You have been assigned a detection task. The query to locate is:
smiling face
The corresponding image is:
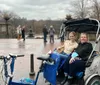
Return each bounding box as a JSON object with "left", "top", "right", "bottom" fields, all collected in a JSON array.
[
  {"left": 80, "top": 33, "right": 88, "bottom": 43},
  {"left": 69, "top": 32, "right": 76, "bottom": 42}
]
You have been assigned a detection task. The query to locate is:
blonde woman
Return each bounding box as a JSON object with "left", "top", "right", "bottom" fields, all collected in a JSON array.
[{"left": 56, "top": 31, "right": 78, "bottom": 58}]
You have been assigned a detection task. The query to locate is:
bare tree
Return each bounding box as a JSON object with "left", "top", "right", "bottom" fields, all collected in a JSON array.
[
  {"left": 66, "top": 14, "right": 72, "bottom": 20},
  {"left": 69, "top": 0, "right": 90, "bottom": 19},
  {"left": 90, "top": 0, "right": 100, "bottom": 20}
]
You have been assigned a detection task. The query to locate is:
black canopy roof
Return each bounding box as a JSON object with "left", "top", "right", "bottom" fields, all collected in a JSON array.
[{"left": 63, "top": 18, "right": 99, "bottom": 33}]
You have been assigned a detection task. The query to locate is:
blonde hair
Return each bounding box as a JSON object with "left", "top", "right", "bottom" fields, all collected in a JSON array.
[
  {"left": 69, "top": 31, "right": 76, "bottom": 36},
  {"left": 68, "top": 31, "right": 77, "bottom": 40}
]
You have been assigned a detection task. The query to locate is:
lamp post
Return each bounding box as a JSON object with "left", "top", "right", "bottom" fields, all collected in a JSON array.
[{"left": 3, "top": 14, "right": 10, "bottom": 38}]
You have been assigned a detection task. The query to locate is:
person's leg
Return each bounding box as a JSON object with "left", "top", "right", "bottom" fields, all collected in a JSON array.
[
  {"left": 22, "top": 34, "right": 25, "bottom": 41},
  {"left": 17, "top": 34, "right": 19, "bottom": 40},
  {"left": 23, "top": 36, "right": 25, "bottom": 41},
  {"left": 60, "top": 57, "right": 71, "bottom": 85},
  {"left": 62, "top": 36, "right": 64, "bottom": 42},
  {"left": 55, "top": 52, "right": 68, "bottom": 77},
  {"left": 60, "top": 52, "right": 69, "bottom": 58},
  {"left": 45, "top": 35, "right": 47, "bottom": 42},
  {"left": 63, "top": 57, "right": 71, "bottom": 74},
  {"left": 19, "top": 34, "right": 21, "bottom": 40},
  {"left": 55, "top": 51, "right": 69, "bottom": 69},
  {"left": 69, "top": 60, "right": 85, "bottom": 77},
  {"left": 61, "top": 36, "right": 64, "bottom": 42},
  {"left": 44, "top": 34, "right": 46, "bottom": 42},
  {"left": 50, "top": 36, "right": 52, "bottom": 43},
  {"left": 51, "top": 36, "right": 53, "bottom": 43},
  {"left": 52, "top": 35, "right": 54, "bottom": 43}
]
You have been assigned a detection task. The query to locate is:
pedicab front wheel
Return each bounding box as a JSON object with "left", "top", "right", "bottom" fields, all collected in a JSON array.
[{"left": 85, "top": 74, "right": 100, "bottom": 85}]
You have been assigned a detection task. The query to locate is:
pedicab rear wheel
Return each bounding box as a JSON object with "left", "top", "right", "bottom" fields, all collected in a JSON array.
[{"left": 85, "top": 74, "right": 100, "bottom": 85}]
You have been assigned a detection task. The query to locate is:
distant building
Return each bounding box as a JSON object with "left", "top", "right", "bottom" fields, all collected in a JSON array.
[{"left": 0, "top": 19, "right": 15, "bottom": 38}]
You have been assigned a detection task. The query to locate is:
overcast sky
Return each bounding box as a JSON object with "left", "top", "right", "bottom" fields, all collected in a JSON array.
[{"left": 0, "top": 0, "right": 74, "bottom": 20}]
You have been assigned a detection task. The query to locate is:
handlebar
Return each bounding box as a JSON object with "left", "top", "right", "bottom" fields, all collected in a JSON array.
[
  {"left": 17, "top": 55, "right": 24, "bottom": 57},
  {"left": 0, "top": 54, "right": 24, "bottom": 60}
]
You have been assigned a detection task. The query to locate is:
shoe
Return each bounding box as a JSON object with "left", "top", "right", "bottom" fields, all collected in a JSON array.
[
  {"left": 68, "top": 75, "right": 73, "bottom": 79},
  {"left": 60, "top": 76, "right": 68, "bottom": 85}
]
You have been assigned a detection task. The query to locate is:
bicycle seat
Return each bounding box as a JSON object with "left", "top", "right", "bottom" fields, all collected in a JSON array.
[
  {"left": 37, "top": 54, "right": 50, "bottom": 61},
  {"left": 9, "top": 53, "right": 17, "bottom": 57}
]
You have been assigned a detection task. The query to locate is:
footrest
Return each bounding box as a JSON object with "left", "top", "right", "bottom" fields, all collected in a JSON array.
[
  {"left": 20, "top": 78, "right": 35, "bottom": 84},
  {"left": 76, "top": 72, "right": 83, "bottom": 79}
]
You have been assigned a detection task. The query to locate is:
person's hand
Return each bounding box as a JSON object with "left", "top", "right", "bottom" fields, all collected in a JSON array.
[
  {"left": 57, "top": 47, "right": 62, "bottom": 52},
  {"left": 57, "top": 47, "right": 62, "bottom": 50},
  {"left": 69, "top": 57, "right": 75, "bottom": 64},
  {"left": 47, "top": 50, "right": 52, "bottom": 54}
]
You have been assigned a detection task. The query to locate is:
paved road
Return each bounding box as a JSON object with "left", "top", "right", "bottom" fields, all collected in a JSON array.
[{"left": 0, "top": 39, "right": 100, "bottom": 85}]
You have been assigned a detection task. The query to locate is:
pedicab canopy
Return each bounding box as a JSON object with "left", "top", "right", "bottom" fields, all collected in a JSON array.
[{"left": 63, "top": 18, "right": 99, "bottom": 33}]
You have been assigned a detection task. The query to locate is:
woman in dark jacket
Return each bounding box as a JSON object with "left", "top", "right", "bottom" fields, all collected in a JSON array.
[{"left": 61, "top": 33, "right": 93, "bottom": 84}]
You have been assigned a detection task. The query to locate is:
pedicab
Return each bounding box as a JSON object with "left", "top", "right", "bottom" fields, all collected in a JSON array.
[{"left": 59, "top": 18, "right": 100, "bottom": 85}]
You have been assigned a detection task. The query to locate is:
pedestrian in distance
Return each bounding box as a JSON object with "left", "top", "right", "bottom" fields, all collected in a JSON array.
[
  {"left": 21, "top": 25, "right": 26, "bottom": 41},
  {"left": 43, "top": 25, "right": 48, "bottom": 42},
  {"left": 16, "top": 25, "right": 22, "bottom": 40},
  {"left": 48, "top": 25, "right": 55, "bottom": 43}
]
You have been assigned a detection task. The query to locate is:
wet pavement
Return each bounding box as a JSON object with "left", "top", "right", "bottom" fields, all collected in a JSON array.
[
  {"left": 0, "top": 38, "right": 100, "bottom": 85},
  {"left": 0, "top": 38, "right": 63, "bottom": 85}
]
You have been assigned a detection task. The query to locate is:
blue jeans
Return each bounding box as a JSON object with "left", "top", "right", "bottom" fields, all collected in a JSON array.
[
  {"left": 53, "top": 50, "right": 69, "bottom": 69},
  {"left": 53, "top": 50, "right": 69, "bottom": 58},
  {"left": 43, "top": 34, "right": 47, "bottom": 42}
]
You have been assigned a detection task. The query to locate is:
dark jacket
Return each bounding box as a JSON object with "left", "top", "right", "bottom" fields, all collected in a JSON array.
[
  {"left": 75, "top": 42, "right": 93, "bottom": 61},
  {"left": 43, "top": 27, "right": 48, "bottom": 35},
  {"left": 22, "top": 29, "right": 25, "bottom": 38}
]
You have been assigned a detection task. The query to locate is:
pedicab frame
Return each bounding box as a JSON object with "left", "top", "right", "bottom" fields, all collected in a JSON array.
[{"left": 60, "top": 18, "right": 100, "bottom": 85}]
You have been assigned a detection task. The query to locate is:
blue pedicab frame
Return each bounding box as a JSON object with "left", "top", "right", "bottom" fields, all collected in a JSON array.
[{"left": 0, "top": 53, "right": 61, "bottom": 85}]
